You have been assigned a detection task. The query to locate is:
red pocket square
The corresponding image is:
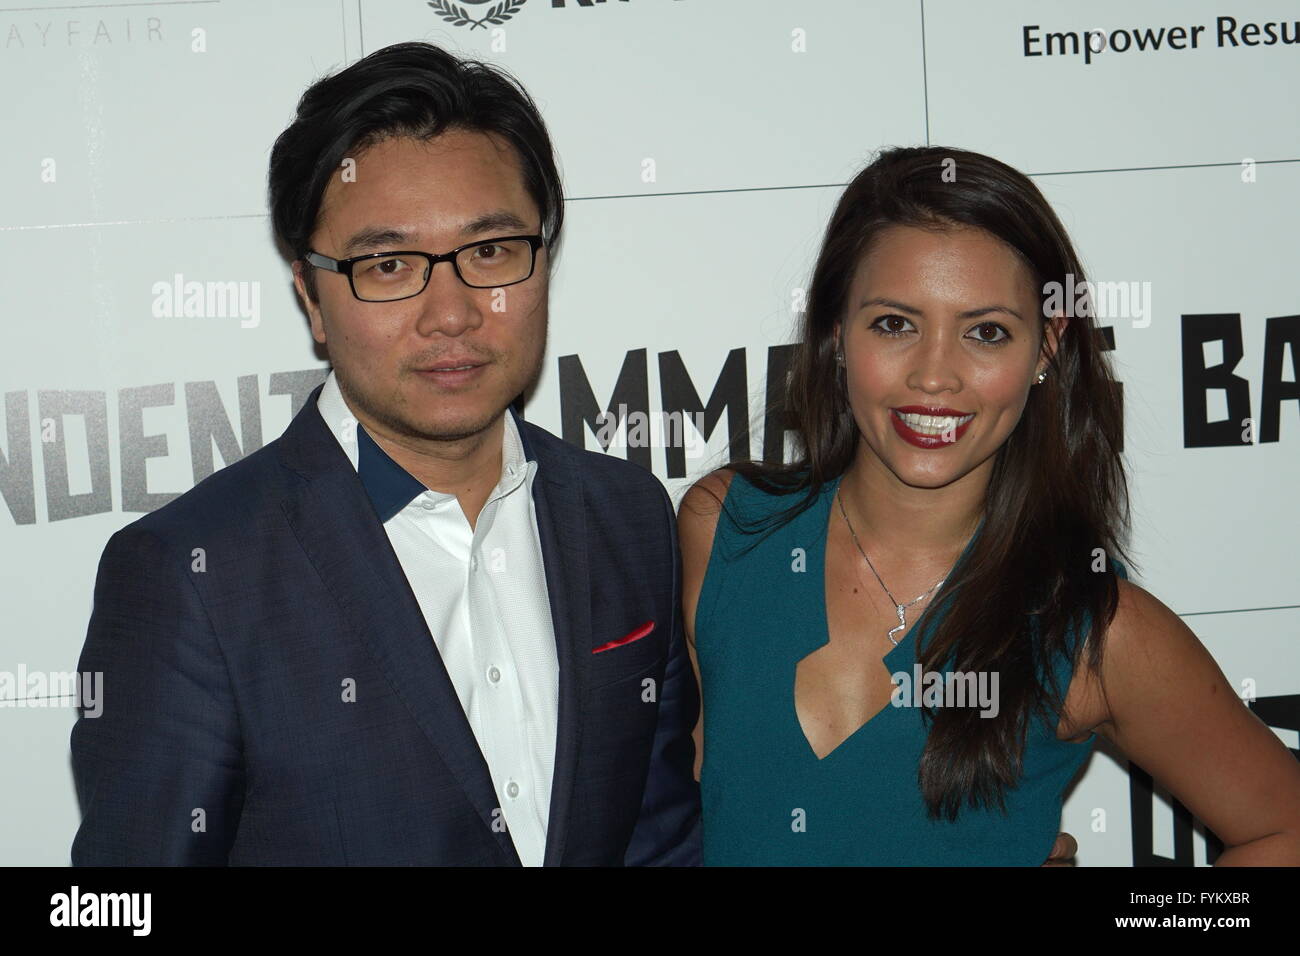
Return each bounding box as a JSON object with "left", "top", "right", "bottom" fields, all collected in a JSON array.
[{"left": 592, "top": 620, "right": 656, "bottom": 654}]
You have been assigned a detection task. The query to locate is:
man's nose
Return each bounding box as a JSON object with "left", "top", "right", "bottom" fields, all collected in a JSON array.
[{"left": 413, "top": 259, "right": 482, "bottom": 337}]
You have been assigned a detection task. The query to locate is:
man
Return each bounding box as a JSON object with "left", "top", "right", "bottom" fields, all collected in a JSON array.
[{"left": 70, "top": 42, "right": 700, "bottom": 865}]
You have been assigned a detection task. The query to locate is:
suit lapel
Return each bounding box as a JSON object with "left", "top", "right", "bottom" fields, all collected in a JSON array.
[
  {"left": 511, "top": 409, "right": 592, "bottom": 867},
  {"left": 277, "top": 387, "right": 520, "bottom": 865}
]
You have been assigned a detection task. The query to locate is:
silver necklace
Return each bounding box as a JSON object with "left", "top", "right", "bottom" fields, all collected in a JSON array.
[{"left": 835, "top": 489, "right": 947, "bottom": 647}]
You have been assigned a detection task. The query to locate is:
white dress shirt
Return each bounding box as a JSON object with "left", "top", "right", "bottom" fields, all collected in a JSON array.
[{"left": 315, "top": 371, "right": 559, "bottom": 866}]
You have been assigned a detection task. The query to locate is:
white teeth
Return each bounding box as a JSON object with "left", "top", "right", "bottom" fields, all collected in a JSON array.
[{"left": 894, "top": 411, "right": 974, "bottom": 434}]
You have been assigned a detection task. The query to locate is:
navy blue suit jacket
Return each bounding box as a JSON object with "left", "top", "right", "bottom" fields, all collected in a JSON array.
[{"left": 70, "top": 383, "right": 701, "bottom": 865}]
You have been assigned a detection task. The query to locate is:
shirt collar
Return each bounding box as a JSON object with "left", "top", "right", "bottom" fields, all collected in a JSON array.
[
  {"left": 315, "top": 369, "right": 536, "bottom": 524},
  {"left": 355, "top": 426, "right": 429, "bottom": 522}
]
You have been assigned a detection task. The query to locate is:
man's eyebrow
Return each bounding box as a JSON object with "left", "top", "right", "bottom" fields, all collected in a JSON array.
[
  {"left": 460, "top": 210, "right": 530, "bottom": 238},
  {"left": 340, "top": 227, "right": 413, "bottom": 255},
  {"left": 858, "top": 296, "right": 1024, "bottom": 322},
  {"left": 337, "top": 212, "right": 533, "bottom": 256}
]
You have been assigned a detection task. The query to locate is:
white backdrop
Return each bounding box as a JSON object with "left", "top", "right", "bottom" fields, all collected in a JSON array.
[{"left": 1, "top": 0, "right": 1296, "bottom": 866}]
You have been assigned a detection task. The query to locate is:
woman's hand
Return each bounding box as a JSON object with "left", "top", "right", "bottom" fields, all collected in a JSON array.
[{"left": 1042, "top": 831, "right": 1079, "bottom": 866}]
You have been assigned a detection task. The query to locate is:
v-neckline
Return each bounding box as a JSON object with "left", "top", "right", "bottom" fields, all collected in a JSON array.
[{"left": 792, "top": 473, "right": 982, "bottom": 762}]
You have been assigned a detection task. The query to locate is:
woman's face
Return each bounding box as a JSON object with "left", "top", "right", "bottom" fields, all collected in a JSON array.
[{"left": 836, "top": 223, "right": 1062, "bottom": 490}]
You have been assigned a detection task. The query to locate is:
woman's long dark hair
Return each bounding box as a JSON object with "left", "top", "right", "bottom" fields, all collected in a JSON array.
[{"left": 716, "top": 146, "right": 1133, "bottom": 821}]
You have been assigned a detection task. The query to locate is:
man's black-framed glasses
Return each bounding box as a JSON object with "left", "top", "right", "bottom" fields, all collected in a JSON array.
[{"left": 305, "top": 234, "right": 545, "bottom": 302}]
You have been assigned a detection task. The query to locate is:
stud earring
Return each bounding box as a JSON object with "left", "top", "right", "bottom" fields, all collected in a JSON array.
[{"left": 1035, "top": 370, "right": 1047, "bottom": 384}]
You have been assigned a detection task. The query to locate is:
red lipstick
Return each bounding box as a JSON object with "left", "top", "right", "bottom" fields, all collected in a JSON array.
[{"left": 889, "top": 406, "right": 975, "bottom": 449}]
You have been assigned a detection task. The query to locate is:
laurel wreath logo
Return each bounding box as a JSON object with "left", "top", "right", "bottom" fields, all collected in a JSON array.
[{"left": 427, "top": 0, "right": 527, "bottom": 31}]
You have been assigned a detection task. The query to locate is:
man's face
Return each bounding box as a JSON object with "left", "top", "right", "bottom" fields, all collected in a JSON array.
[{"left": 294, "top": 129, "right": 549, "bottom": 443}]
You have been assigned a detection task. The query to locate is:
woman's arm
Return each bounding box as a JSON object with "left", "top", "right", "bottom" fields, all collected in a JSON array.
[
  {"left": 1086, "top": 578, "right": 1300, "bottom": 864},
  {"left": 676, "top": 469, "right": 735, "bottom": 783}
]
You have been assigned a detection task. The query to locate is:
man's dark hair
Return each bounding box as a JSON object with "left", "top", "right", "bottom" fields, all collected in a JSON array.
[{"left": 268, "top": 41, "right": 564, "bottom": 300}]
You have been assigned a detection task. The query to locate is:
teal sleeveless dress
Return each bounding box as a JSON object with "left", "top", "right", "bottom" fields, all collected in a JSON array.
[{"left": 695, "top": 472, "right": 1127, "bottom": 866}]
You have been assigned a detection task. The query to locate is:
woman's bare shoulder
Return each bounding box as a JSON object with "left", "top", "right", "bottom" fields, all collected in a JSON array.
[
  {"left": 678, "top": 467, "right": 737, "bottom": 520},
  {"left": 677, "top": 468, "right": 740, "bottom": 562}
]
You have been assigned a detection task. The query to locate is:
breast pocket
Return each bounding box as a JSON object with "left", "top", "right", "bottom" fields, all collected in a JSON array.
[{"left": 588, "top": 618, "right": 666, "bottom": 690}]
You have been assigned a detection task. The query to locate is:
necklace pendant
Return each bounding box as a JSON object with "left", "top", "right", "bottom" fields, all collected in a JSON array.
[{"left": 887, "top": 604, "right": 907, "bottom": 647}]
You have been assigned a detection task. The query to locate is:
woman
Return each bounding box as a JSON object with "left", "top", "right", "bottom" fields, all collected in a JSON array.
[{"left": 678, "top": 146, "right": 1300, "bottom": 865}]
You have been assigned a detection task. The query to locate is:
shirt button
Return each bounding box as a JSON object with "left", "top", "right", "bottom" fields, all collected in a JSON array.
[
  {"left": 505, "top": 780, "right": 520, "bottom": 799},
  {"left": 471, "top": 555, "right": 479, "bottom": 571},
  {"left": 487, "top": 665, "right": 501, "bottom": 684},
  {"left": 421, "top": 499, "right": 436, "bottom": 511}
]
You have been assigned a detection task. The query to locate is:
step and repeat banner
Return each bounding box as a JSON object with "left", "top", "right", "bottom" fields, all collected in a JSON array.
[{"left": 1, "top": 0, "right": 1296, "bottom": 866}]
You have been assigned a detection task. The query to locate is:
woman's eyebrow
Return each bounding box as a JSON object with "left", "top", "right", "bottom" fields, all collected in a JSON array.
[
  {"left": 858, "top": 296, "right": 923, "bottom": 315},
  {"left": 858, "top": 296, "right": 1024, "bottom": 322},
  {"left": 958, "top": 304, "right": 1025, "bottom": 322}
]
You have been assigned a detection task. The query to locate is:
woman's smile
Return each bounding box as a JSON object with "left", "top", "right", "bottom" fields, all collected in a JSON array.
[{"left": 889, "top": 406, "right": 977, "bottom": 447}]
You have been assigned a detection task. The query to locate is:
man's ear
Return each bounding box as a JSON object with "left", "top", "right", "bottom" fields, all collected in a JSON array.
[{"left": 292, "top": 260, "right": 326, "bottom": 345}]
